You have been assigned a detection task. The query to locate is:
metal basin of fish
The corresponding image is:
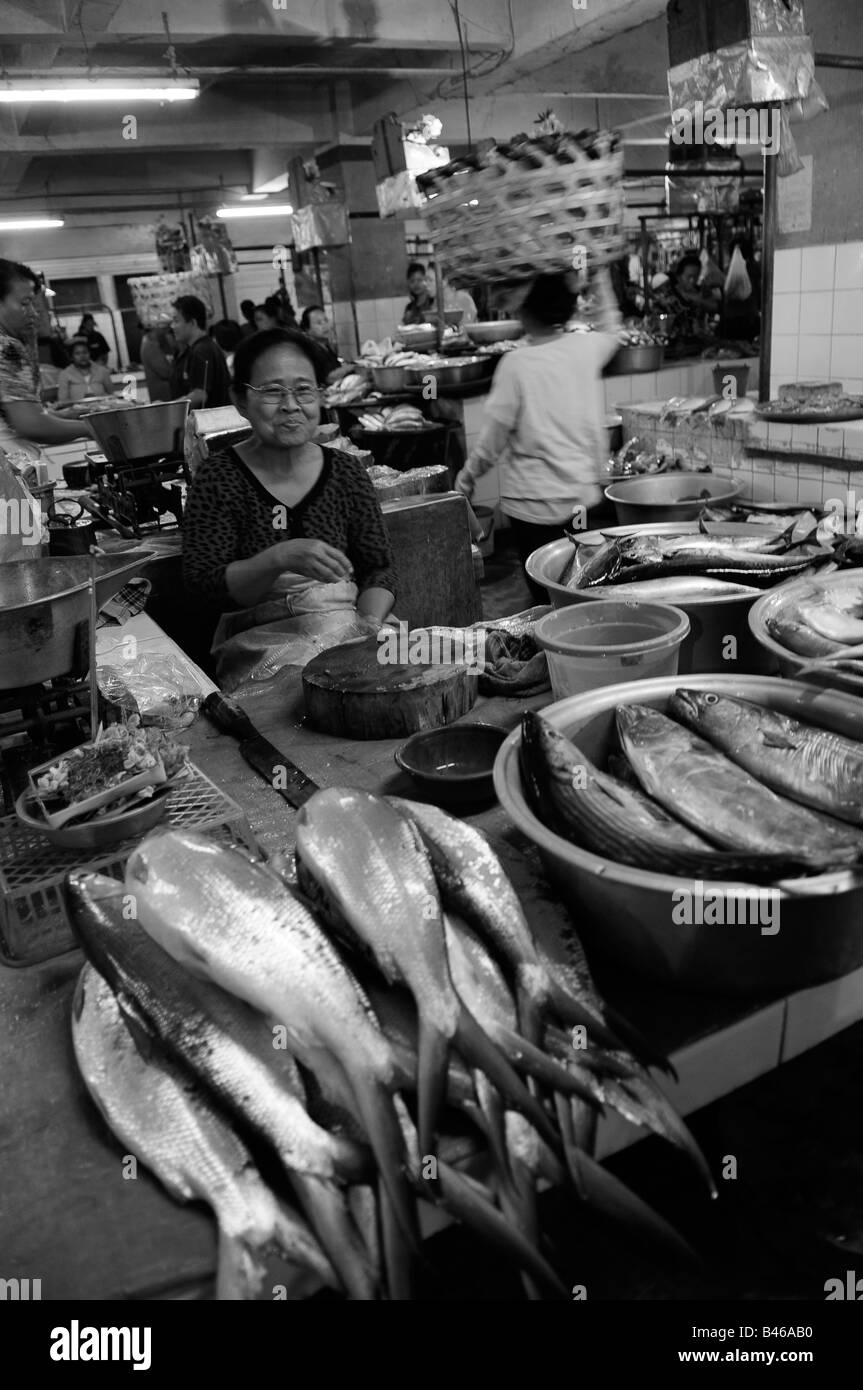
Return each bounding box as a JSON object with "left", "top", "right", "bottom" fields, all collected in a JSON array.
[
  {"left": 750, "top": 573, "right": 863, "bottom": 695},
  {"left": 526, "top": 531, "right": 777, "bottom": 676},
  {"left": 604, "top": 472, "right": 740, "bottom": 525},
  {"left": 494, "top": 674, "right": 863, "bottom": 996}
]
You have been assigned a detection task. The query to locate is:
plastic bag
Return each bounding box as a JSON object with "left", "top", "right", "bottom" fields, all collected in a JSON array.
[
  {"left": 0, "top": 451, "right": 45, "bottom": 560},
  {"left": 724, "top": 247, "right": 753, "bottom": 303},
  {"left": 97, "top": 652, "right": 208, "bottom": 730}
]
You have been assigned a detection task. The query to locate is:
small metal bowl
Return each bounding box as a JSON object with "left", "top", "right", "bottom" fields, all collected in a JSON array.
[
  {"left": 466, "top": 320, "right": 523, "bottom": 344},
  {"left": 16, "top": 785, "right": 170, "bottom": 850},
  {"left": 370, "top": 365, "right": 410, "bottom": 394},
  {"left": 395, "top": 722, "right": 508, "bottom": 805}
]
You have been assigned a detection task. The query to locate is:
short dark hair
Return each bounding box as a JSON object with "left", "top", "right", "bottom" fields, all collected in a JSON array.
[
  {"left": 70, "top": 336, "right": 90, "bottom": 351},
  {"left": 231, "top": 327, "right": 330, "bottom": 393},
  {"left": 172, "top": 295, "right": 207, "bottom": 329},
  {"left": 299, "top": 304, "right": 324, "bottom": 332},
  {"left": 674, "top": 253, "right": 702, "bottom": 279},
  {"left": 209, "top": 319, "right": 242, "bottom": 352},
  {"left": 239, "top": 299, "right": 256, "bottom": 318},
  {"left": 519, "top": 272, "right": 578, "bottom": 329},
  {"left": 407, "top": 261, "right": 426, "bottom": 278},
  {"left": 0, "top": 258, "right": 38, "bottom": 300}
]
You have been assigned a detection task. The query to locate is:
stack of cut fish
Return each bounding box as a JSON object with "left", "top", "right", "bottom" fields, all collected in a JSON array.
[
  {"left": 767, "top": 575, "right": 863, "bottom": 690},
  {"left": 67, "top": 792, "right": 713, "bottom": 1300},
  {"left": 560, "top": 520, "right": 834, "bottom": 603},
  {"left": 521, "top": 692, "right": 863, "bottom": 882}
]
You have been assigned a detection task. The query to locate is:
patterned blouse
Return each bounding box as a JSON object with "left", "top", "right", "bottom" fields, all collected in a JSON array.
[
  {"left": 0, "top": 328, "right": 40, "bottom": 415},
  {"left": 182, "top": 445, "right": 398, "bottom": 606}
]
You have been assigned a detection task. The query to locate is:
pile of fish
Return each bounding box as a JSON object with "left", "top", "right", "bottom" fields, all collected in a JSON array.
[
  {"left": 767, "top": 577, "right": 863, "bottom": 682},
  {"left": 521, "top": 692, "right": 863, "bottom": 883},
  {"left": 560, "top": 519, "right": 834, "bottom": 602},
  {"left": 68, "top": 791, "right": 714, "bottom": 1300}
]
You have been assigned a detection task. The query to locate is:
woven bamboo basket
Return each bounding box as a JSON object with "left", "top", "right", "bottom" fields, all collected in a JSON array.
[{"left": 419, "top": 142, "right": 626, "bottom": 286}]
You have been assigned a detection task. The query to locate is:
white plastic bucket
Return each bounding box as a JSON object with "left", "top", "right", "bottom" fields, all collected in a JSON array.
[{"left": 533, "top": 599, "right": 690, "bottom": 699}]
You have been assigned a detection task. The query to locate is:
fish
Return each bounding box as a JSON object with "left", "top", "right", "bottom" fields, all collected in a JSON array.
[
  {"left": 124, "top": 828, "right": 419, "bottom": 1251},
  {"left": 72, "top": 963, "right": 337, "bottom": 1301},
  {"left": 616, "top": 704, "right": 863, "bottom": 869},
  {"left": 294, "top": 788, "right": 561, "bottom": 1160},
  {"left": 576, "top": 532, "right": 831, "bottom": 590},
  {"left": 669, "top": 690, "right": 863, "bottom": 827},
  {"left": 519, "top": 711, "right": 812, "bottom": 883},
  {"left": 799, "top": 601, "right": 863, "bottom": 645},
  {"left": 766, "top": 614, "right": 842, "bottom": 658},
  {"left": 387, "top": 795, "right": 632, "bottom": 1058},
  {"left": 67, "top": 869, "right": 380, "bottom": 1300},
  {"left": 569, "top": 575, "right": 763, "bottom": 599}
]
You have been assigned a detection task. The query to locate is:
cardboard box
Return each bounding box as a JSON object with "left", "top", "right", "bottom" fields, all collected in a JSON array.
[
  {"left": 666, "top": 0, "right": 806, "bottom": 68},
  {"left": 371, "top": 114, "right": 406, "bottom": 181}
]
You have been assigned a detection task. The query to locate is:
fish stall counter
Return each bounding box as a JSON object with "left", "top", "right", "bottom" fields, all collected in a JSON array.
[{"left": 5, "top": 608, "right": 863, "bottom": 1299}]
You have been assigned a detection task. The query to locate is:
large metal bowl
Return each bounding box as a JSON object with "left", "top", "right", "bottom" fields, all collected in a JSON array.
[
  {"left": 494, "top": 674, "right": 863, "bottom": 995},
  {"left": 370, "top": 365, "right": 410, "bottom": 394},
  {"left": 0, "top": 550, "right": 155, "bottom": 689},
  {"left": 84, "top": 399, "right": 189, "bottom": 464},
  {"left": 525, "top": 530, "right": 776, "bottom": 675},
  {"left": 404, "top": 356, "right": 494, "bottom": 388},
  {"left": 604, "top": 472, "right": 740, "bottom": 525},
  {"left": 396, "top": 324, "right": 437, "bottom": 350},
  {"left": 749, "top": 571, "right": 863, "bottom": 695},
  {"left": 466, "top": 320, "right": 524, "bottom": 344}
]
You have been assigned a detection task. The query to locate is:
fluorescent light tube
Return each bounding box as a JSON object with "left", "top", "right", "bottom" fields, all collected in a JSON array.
[
  {"left": 0, "top": 217, "right": 64, "bottom": 230},
  {"left": 0, "top": 80, "right": 199, "bottom": 103},
  {"left": 215, "top": 204, "right": 294, "bottom": 219}
]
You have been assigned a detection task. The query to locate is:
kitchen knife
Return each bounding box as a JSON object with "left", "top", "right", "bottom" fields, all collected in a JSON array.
[{"left": 201, "top": 691, "right": 320, "bottom": 809}]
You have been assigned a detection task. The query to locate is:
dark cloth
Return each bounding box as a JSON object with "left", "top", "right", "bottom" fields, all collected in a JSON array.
[
  {"left": 86, "top": 330, "right": 111, "bottom": 363},
  {"left": 402, "top": 291, "right": 435, "bottom": 325},
  {"left": 315, "top": 342, "right": 342, "bottom": 381},
  {"left": 508, "top": 517, "right": 566, "bottom": 605},
  {"left": 170, "top": 335, "right": 232, "bottom": 408},
  {"left": 182, "top": 445, "right": 398, "bottom": 606}
]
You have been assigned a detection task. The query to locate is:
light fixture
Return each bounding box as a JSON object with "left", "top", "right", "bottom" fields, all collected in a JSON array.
[
  {"left": 215, "top": 204, "right": 294, "bottom": 219},
  {"left": 0, "top": 78, "right": 199, "bottom": 103},
  {"left": 240, "top": 193, "right": 268, "bottom": 201},
  {"left": 0, "top": 217, "right": 64, "bottom": 230}
]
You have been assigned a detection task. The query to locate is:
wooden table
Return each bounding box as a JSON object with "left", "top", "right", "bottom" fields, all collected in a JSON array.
[{"left": 3, "top": 661, "right": 863, "bottom": 1298}]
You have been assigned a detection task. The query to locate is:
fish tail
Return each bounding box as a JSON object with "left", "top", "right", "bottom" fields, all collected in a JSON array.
[
  {"left": 214, "top": 1227, "right": 267, "bottom": 1301},
  {"left": 436, "top": 1160, "right": 568, "bottom": 1299},
  {"left": 548, "top": 977, "right": 674, "bottom": 1072},
  {"left": 416, "top": 1016, "right": 451, "bottom": 1164},
  {"left": 602, "top": 1001, "right": 678, "bottom": 1081},
  {"left": 515, "top": 980, "right": 543, "bottom": 1048},
  {"left": 378, "top": 1170, "right": 416, "bottom": 1301},
  {"left": 493, "top": 1023, "right": 605, "bottom": 1111},
  {"left": 353, "top": 1080, "right": 421, "bottom": 1255},
  {"left": 570, "top": 1096, "right": 600, "bottom": 1157},
  {"left": 473, "top": 1068, "right": 516, "bottom": 1189},
  {"left": 289, "top": 1173, "right": 380, "bottom": 1300},
  {"left": 455, "top": 1004, "right": 561, "bottom": 1157}
]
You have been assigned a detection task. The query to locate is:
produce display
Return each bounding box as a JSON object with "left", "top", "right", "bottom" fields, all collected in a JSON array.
[
  {"left": 607, "top": 435, "right": 703, "bottom": 478},
  {"left": 323, "top": 372, "right": 367, "bottom": 406},
  {"left": 755, "top": 380, "right": 863, "bottom": 421},
  {"left": 765, "top": 574, "right": 863, "bottom": 685},
  {"left": 66, "top": 801, "right": 710, "bottom": 1299},
  {"left": 353, "top": 405, "right": 427, "bottom": 432},
  {"left": 560, "top": 520, "right": 833, "bottom": 596},
  {"left": 521, "top": 695, "right": 863, "bottom": 882},
  {"left": 29, "top": 719, "right": 188, "bottom": 827}
]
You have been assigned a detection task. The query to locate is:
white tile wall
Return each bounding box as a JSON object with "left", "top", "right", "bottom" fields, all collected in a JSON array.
[
  {"left": 835, "top": 242, "right": 863, "bottom": 290},
  {"left": 800, "top": 244, "right": 836, "bottom": 291},
  {"left": 774, "top": 241, "right": 863, "bottom": 397},
  {"left": 799, "top": 290, "right": 833, "bottom": 336}
]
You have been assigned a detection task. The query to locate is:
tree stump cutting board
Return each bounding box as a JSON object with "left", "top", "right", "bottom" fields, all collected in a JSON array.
[{"left": 302, "top": 637, "right": 478, "bottom": 740}]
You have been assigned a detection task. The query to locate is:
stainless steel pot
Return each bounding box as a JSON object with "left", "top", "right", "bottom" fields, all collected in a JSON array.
[
  {"left": 465, "top": 320, "right": 523, "bottom": 344},
  {"left": 404, "top": 356, "right": 493, "bottom": 388},
  {"left": 84, "top": 400, "right": 190, "bottom": 464},
  {"left": 495, "top": 674, "right": 863, "bottom": 995},
  {"left": 0, "top": 550, "right": 154, "bottom": 689}
]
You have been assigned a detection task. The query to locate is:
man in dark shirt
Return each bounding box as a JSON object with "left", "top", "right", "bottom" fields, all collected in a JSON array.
[
  {"left": 402, "top": 261, "right": 435, "bottom": 325},
  {"left": 169, "top": 295, "right": 232, "bottom": 408},
  {"left": 299, "top": 305, "right": 354, "bottom": 385}
]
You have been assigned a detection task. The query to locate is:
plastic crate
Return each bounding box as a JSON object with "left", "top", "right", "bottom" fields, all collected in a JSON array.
[{"left": 0, "top": 763, "right": 259, "bottom": 967}]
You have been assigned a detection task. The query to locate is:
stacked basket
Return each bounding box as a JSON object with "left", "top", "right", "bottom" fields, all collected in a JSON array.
[{"left": 416, "top": 128, "right": 626, "bottom": 287}]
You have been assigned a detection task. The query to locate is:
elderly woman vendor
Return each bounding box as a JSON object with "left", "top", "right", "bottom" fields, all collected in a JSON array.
[{"left": 182, "top": 327, "right": 398, "bottom": 690}]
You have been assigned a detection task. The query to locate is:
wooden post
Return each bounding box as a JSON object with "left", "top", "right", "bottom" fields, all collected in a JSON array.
[{"left": 759, "top": 107, "right": 779, "bottom": 403}]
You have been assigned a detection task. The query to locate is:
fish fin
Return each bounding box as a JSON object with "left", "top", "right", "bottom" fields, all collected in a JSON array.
[
  {"left": 546, "top": 976, "right": 648, "bottom": 1060},
  {"left": 569, "top": 1097, "right": 599, "bottom": 1157},
  {"left": 113, "top": 991, "right": 159, "bottom": 1065},
  {"left": 567, "top": 1143, "right": 702, "bottom": 1267},
  {"left": 289, "top": 1172, "right": 380, "bottom": 1300},
  {"left": 353, "top": 1081, "right": 421, "bottom": 1256},
  {"left": 473, "top": 1069, "right": 516, "bottom": 1190},
  {"left": 416, "top": 1016, "right": 450, "bottom": 1164},
  {"left": 378, "top": 1171, "right": 416, "bottom": 1301},
  {"left": 455, "top": 1004, "right": 561, "bottom": 1157},
  {"left": 553, "top": 1092, "right": 588, "bottom": 1201},
  {"left": 515, "top": 981, "right": 543, "bottom": 1049},
  {"left": 760, "top": 731, "right": 800, "bottom": 750},
  {"left": 493, "top": 1023, "right": 604, "bottom": 1111},
  {"left": 214, "top": 1227, "right": 267, "bottom": 1301},
  {"left": 436, "top": 1160, "right": 568, "bottom": 1299}
]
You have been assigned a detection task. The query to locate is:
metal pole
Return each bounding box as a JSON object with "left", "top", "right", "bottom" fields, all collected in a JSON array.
[
  {"left": 759, "top": 108, "right": 779, "bottom": 403},
  {"left": 640, "top": 216, "right": 651, "bottom": 317},
  {"left": 433, "top": 253, "right": 446, "bottom": 351}
]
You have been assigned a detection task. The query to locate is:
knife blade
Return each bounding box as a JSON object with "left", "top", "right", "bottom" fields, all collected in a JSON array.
[{"left": 201, "top": 691, "right": 320, "bottom": 809}]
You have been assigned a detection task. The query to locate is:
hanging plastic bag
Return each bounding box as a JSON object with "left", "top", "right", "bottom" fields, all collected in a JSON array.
[{"left": 724, "top": 246, "right": 753, "bottom": 303}]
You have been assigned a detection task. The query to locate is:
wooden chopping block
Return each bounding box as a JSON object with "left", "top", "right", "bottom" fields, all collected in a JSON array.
[{"left": 302, "top": 636, "right": 478, "bottom": 740}]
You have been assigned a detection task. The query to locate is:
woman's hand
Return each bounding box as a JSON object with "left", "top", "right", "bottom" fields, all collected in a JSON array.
[
  {"left": 454, "top": 468, "right": 475, "bottom": 500},
  {"left": 271, "top": 538, "right": 353, "bottom": 583}
]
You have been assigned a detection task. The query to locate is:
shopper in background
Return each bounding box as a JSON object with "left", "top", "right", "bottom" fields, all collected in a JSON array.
[
  {"left": 299, "top": 305, "right": 355, "bottom": 385},
  {"left": 210, "top": 319, "right": 244, "bottom": 359},
  {"left": 402, "top": 261, "right": 435, "bottom": 325},
  {"left": 454, "top": 268, "right": 621, "bottom": 604},
  {"left": 56, "top": 337, "right": 117, "bottom": 404},
  {"left": 0, "top": 258, "right": 93, "bottom": 453},
  {"left": 253, "top": 303, "right": 279, "bottom": 332},
  {"left": 169, "top": 295, "right": 232, "bottom": 409},
  {"left": 139, "top": 319, "right": 175, "bottom": 403},
  {"left": 239, "top": 299, "right": 258, "bottom": 338},
  {"left": 76, "top": 313, "right": 111, "bottom": 367}
]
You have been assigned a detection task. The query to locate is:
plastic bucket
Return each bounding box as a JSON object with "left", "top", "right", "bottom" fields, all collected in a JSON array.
[{"left": 533, "top": 599, "right": 690, "bottom": 699}]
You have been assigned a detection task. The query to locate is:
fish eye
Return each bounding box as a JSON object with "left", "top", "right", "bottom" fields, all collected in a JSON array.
[{"left": 704, "top": 694, "right": 719, "bottom": 705}]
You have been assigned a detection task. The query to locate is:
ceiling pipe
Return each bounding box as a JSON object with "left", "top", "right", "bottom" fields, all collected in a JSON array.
[{"left": 814, "top": 53, "right": 863, "bottom": 69}]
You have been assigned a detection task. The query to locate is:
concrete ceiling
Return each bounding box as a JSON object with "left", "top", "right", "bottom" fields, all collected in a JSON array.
[{"left": 0, "top": 0, "right": 677, "bottom": 215}]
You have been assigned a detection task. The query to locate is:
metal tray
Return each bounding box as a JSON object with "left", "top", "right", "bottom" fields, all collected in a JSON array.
[{"left": 754, "top": 399, "right": 863, "bottom": 424}]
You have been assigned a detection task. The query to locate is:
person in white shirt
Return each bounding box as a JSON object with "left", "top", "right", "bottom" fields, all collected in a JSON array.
[
  {"left": 57, "top": 338, "right": 117, "bottom": 404},
  {"left": 454, "top": 268, "right": 621, "bottom": 602}
]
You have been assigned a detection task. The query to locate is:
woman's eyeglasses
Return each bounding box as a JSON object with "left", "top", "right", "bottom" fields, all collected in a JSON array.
[{"left": 245, "top": 383, "right": 321, "bottom": 406}]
